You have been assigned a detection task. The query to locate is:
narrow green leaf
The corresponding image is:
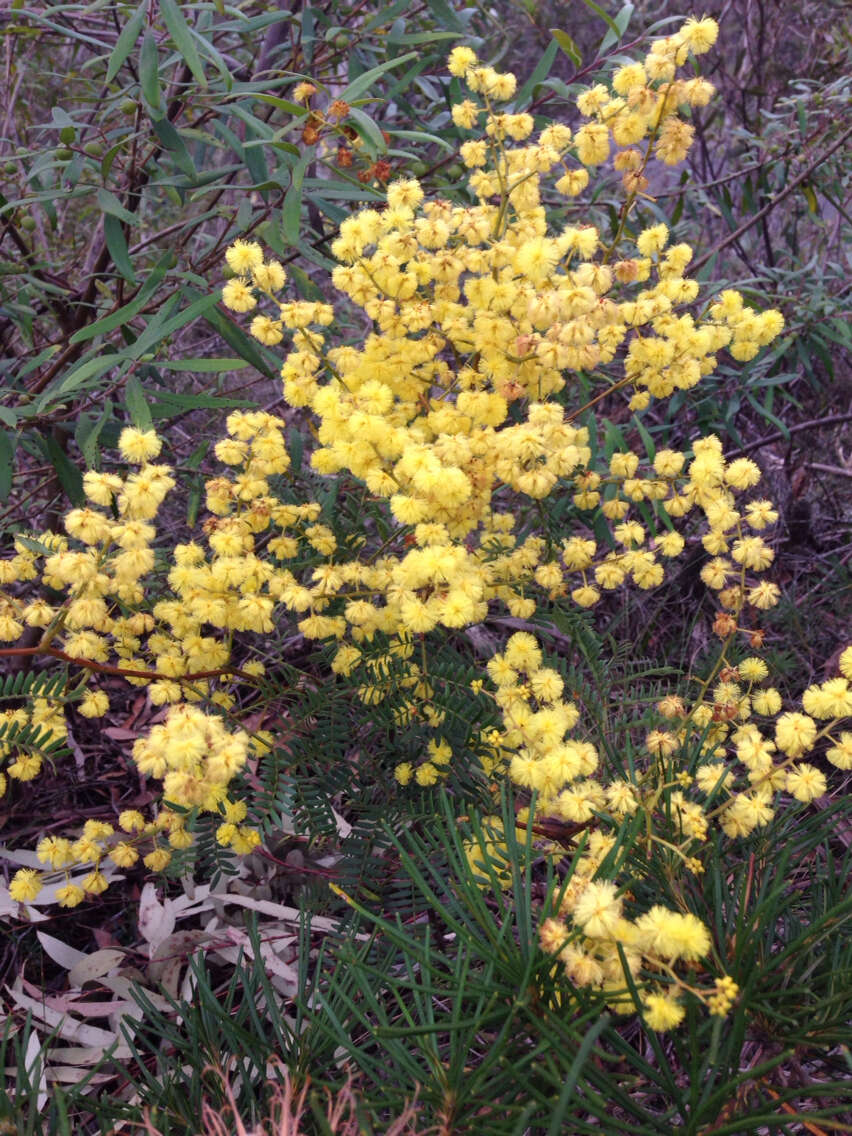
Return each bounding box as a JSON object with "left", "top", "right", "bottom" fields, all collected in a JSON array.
[
  {"left": 300, "top": 5, "right": 315, "bottom": 67},
  {"left": 104, "top": 214, "right": 137, "bottom": 282},
  {"left": 289, "top": 429, "right": 304, "bottom": 474},
  {"left": 576, "top": 0, "right": 621, "bottom": 41},
  {"left": 515, "top": 40, "right": 560, "bottom": 107},
  {"left": 633, "top": 416, "right": 655, "bottom": 460},
  {"left": 203, "top": 308, "right": 276, "bottom": 379},
  {"left": 56, "top": 353, "right": 120, "bottom": 397},
  {"left": 287, "top": 264, "right": 324, "bottom": 302},
  {"left": 139, "top": 30, "right": 161, "bottom": 112},
  {"left": 546, "top": 1015, "right": 610, "bottom": 1135},
  {"left": 51, "top": 105, "right": 75, "bottom": 130},
  {"left": 282, "top": 154, "right": 309, "bottom": 244},
  {"left": 159, "top": 0, "right": 206, "bottom": 87},
  {"left": 346, "top": 107, "right": 387, "bottom": 156},
  {"left": 150, "top": 391, "right": 256, "bottom": 413},
  {"left": 130, "top": 291, "right": 219, "bottom": 357},
  {"left": 252, "top": 94, "right": 307, "bottom": 117},
  {"left": 0, "top": 406, "right": 17, "bottom": 428},
  {"left": 75, "top": 400, "right": 113, "bottom": 469},
  {"left": 101, "top": 139, "right": 126, "bottom": 181},
  {"left": 339, "top": 51, "right": 417, "bottom": 104},
  {"left": 96, "top": 188, "right": 139, "bottom": 226},
  {"left": 157, "top": 357, "right": 249, "bottom": 373},
  {"left": 70, "top": 256, "right": 170, "bottom": 345},
  {"left": 151, "top": 117, "right": 196, "bottom": 177},
  {"left": 550, "top": 29, "right": 582, "bottom": 68},
  {"left": 745, "top": 391, "right": 790, "bottom": 436},
  {"left": 386, "top": 28, "right": 459, "bottom": 44},
  {"left": 45, "top": 436, "right": 84, "bottom": 505},
  {"left": 187, "top": 481, "right": 202, "bottom": 526},
  {"left": 424, "top": 0, "right": 464, "bottom": 32},
  {"left": 389, "top": 128, "right": 453, "bottom": 154},
  {"left": 105, "top": 4, "right": 145, "bottom": 83},
  {"left": 124, "top": 375, "right": 153, "bottom": 430},
  {"left": 599, "top": 3, "right": 635, "bottom": 54},
  {"left": 0, "top": 430, "right": 14, "bottom": 502}
]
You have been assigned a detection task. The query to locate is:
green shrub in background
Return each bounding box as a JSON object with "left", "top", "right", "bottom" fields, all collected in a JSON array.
[
  {"left": 0, "top": 0, "right": 482, "bottom": 514},
  {"left": 0, "top": 5, "right": 850, "bottom": 1134}
]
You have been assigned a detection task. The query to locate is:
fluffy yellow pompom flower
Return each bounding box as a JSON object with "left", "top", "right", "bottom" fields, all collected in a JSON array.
[
  {"left": 110, "top": 842, "right": 140, "bottom": 868},
  {"left": 636, "top": 908, "right": 711, "bottom": 962},
  {"left": 680, "top": 17, "right": 719, "bottom": 54},
  {"left": 36, "top": 836, "right": 73, "bottom": 868},
  {"left": 636, "top": 224, "right": 669, "bottom": 257},
  {"left": 144, "top": 847, "right": 172, "bottom": 871},
  {"left": 9, "top": 868, "right": 42, "bottom": 902},
  {"left": 82, "top": 869, "right": 109, "bottom": 895},
  {"left": 249, "top": 315, "right": 284, "bottom": 345},
  {"left": 786, "top": 763, "right": 827, "bottom": 803},
  {"left": 118, "top": 810, "right": 146, "bottom": 833},
  {"left": 221, "top": 279, "right": 257, "bottom": 312},
  {"left": 503, "top": 633, "right": 542, "bottom": 673},
  {"left": 572, "top": 880, "right": 622, "bottom": 939},
  {"left": 79, "top": 689, "right": 109, "bottom": 718},
  {"left": 56, "top": 883, "right": 86, "bottom": 908},
  {"left": 827, "top": 733, "right": 852, "bottom": 771},
  {"left": 118, "top": 427, "right": 162, "bottom": 463},
  {"left": 774, "top": 712, "right": 817, "bottom": 758},
  {"left": 225, "top": 240, "right": 263, "bottom": 275},
  {"left": 252, "top": 260, "right": 286, "bottom": 291},
  {"left": 447, "top": 46, "right": 477, "bottom": 77},
  {"left": 643, "top": 991, "right": 686, "bottom": 1031},
  {"left": 394, "top": 762, "right": 413, "bottom": 786}
]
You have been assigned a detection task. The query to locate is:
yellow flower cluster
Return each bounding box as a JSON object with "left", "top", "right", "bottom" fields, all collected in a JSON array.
[
  {"left": 210, "top": 22, "right": 786, "bottom": 749},
  {"left": 8, "top": 809, "right": 194, "bottom": 907},
  {"left": 0, "top": 698, "right": 67, "bottom": 794},
  {"left": 0, "top": 422, "right": 276, "bottom": 903},
  {"left": 487, "top": 631, "right": 852, "bottom": 851},
  {"left": 538, "top": 874, "right": 723, "bottom": 1028},
  {"left": 2, "top": 19, "right": 846, "bottom": 1041},
  {"left": 6, "top": 701, "right": 264, "bottom": 906},
  {"left": 496, "top": 631, "right": 850, "bottom": 1027}
]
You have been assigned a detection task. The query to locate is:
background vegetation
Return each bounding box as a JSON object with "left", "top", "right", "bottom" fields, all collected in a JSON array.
[{"left": 0, "top": 0, "right": 849, "bottom": 1132}]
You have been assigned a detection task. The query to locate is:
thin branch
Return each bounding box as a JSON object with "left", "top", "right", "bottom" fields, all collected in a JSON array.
[
  {"left": 692, "top": 123, "right": 852, "bottom": 275},
  {"left": 724, "top": 413, "right": 852, "bottom": 458},
  {"left": 806, "top": 462, "right": 852, "bottom": 481}
]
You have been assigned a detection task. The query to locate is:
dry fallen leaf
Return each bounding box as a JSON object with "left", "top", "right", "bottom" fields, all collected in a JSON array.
[
  {"left": 36, "top": 931, "right": 87, "bottom": 972},
  {"left": 137, "top": 882, "right": 176, "bottom": 952},
  {"left": 68, "top": 949, "right": 127, "bottom": 988}
]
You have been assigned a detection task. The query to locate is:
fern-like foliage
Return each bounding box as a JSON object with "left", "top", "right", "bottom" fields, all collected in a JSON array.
[{"left": 0, "top": 668, "right": 69, "bottom": 701}]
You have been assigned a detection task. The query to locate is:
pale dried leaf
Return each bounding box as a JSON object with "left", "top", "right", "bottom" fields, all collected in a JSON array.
[
  {"left": 7, "top": 981, "right": 128, "bottom": 1052},
  {"left": 0, "top": 845, "right": 44, "bottom": 868},
  {"left": 68, "top": 948, "right": 126, "bottom": 988},
  {"left": 44, "top": 1065, "right": 113, "bottom": 1084},
  {"left": 179, "top": 965, "right": 197, "bottom": 1003},
  {"left": 331, "top": 807, "right": 352, "bottom": 838},
  {"left": 211, "top": 890, "right": 338, "bottom": 931},
  {"left": 40, "top": 1044, "right": 120, "bottom": 1067},
  {"left": 148, "top": 929, "right": 208, "bottom": 999},
  {"left": 137, "top": 882, "right": 176, "bottom": 951},
  {"left": 99, "top": 974, "right": 173, "bottom": 1013},
  {"left": 24, "top": 1026, "right": 48, "bottom": 1112},
  {"left": 36, "top": 932, "right": 87, "bottom": 972}
]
